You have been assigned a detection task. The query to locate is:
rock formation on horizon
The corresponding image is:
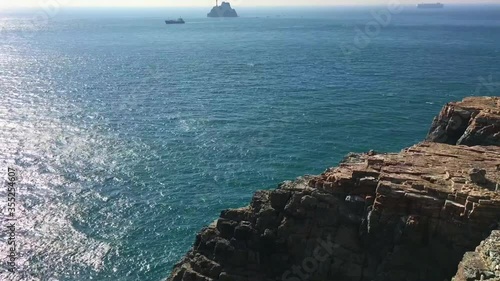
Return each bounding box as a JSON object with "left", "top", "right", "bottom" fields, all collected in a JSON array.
[
  {"left": 165, "top": 97, "right": 500, "bottom": 281},
  {"left": 207, "top": 1, "right": 238, "bottom": 18}
]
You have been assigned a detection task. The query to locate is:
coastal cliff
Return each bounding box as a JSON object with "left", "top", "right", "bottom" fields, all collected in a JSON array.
[{"left": 166, "top": 97, "right": 500, "bottom": 281}]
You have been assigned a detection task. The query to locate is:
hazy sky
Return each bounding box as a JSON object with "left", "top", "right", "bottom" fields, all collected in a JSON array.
[{"left": 1, "top": 0, "right": 498, "bottom": 8}]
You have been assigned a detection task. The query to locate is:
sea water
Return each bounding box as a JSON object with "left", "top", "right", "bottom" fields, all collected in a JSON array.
[{"left": 0, "top": 5, "right": 499, "bottom": 281}]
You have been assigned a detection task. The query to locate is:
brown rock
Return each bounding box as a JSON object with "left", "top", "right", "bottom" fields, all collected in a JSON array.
[{"left": 469, "top": 168, "right": 488, "bottom": 185}]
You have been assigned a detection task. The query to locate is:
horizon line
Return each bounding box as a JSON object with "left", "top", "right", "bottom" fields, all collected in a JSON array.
[{"left": 4, "top": 3, "right": 500, "bottom": 8}]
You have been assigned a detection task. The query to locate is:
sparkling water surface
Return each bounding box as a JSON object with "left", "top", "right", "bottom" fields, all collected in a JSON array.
[{"left": 1, "top": 5, "right": 500, "bottom": 281}]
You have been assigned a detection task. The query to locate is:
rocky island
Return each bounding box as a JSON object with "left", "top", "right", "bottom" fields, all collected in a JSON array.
[
  {"left": 207, "top": 1, "right": 238, "bottom": 18},
  {"left": 166, "top": 97, "right": 500, "bottom": 281}
]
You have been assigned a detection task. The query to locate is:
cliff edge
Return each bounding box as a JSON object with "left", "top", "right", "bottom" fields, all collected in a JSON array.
[
  {"left": 427, "top": 97, "right": 500, "bottom": 146},
  {"left": 166, "top": 97, "right": 500, "bottom": 281}
]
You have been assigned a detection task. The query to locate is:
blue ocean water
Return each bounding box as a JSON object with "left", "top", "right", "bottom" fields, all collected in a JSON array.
[{"left": 0, "top": 5, "right": 499, "bottom": 281}]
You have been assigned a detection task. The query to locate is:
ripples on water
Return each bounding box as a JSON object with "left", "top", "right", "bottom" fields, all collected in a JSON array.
[{"left": 0, "top": 6, "right": 500, "bottom": 281}]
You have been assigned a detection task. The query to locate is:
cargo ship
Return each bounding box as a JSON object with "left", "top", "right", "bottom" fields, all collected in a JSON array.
[
  {"left": 417, "top": 3, "right": 444, "bottom": 8},
  {"left": 165, "top": 18, "right": 185, "bottom": 24}
]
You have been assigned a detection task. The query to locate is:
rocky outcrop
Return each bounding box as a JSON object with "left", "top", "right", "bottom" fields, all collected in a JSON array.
[
  {"left": 207, "top": 2, "right": 238, "bottom": 18},
  {"left": 166, "top": 97, "right": 500, "bottom": 281},
  {"left": 427, "top": 97, "right": 500, "bottom": 146},
  {"left": 453, "top": 231, "right": 500, "bottom": 281}
]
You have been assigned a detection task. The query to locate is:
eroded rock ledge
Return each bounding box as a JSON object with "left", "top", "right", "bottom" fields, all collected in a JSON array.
[
  {"left": 167, "top": 97, "right": 500, "bottom": 281},
  {"left": 427, "top": 97, "right": 500, "bottom": 146}
]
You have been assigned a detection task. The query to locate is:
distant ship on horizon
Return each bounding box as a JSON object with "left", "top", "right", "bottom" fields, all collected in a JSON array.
[
  {"left": 165, "top": 18, "right": 185, "bottom": 24},
  {"left": 417, "top": 3, "right": 444, "bottom": 8}
]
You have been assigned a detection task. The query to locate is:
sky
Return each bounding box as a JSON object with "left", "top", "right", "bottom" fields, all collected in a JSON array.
[{"left": 0, "top": 0, "right": 498, "bottom": 8}]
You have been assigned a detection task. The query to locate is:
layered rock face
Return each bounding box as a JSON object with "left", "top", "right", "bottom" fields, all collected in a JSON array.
[
  {"left": 166, "top": 97, "right": 500, "bottom": 281},
  {"left": 427, "top": 97, "right": 500, "bottom": 146}
]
